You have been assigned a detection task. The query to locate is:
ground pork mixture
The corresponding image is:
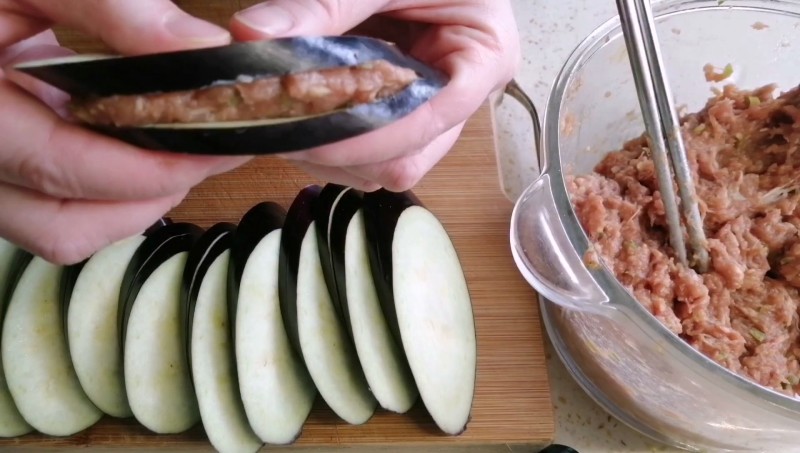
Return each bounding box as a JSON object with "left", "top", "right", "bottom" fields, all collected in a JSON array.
[
  {"left": 569, "top": 83, "right": 800, "bottom": 395},
  {"left": 69, "top": 59, "right": 418, "bottom": 127}
]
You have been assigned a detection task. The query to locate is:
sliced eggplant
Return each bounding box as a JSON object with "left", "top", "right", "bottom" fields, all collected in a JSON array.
[
  {"left": 363, "top": 190, "right": 476, "bottom": 435},
  {"left": 313, "top": 184, "right": 356, "bottom": 330},
  {"left": 184, "top": 224, "right": 262, "bottom": 453},
  {"left": 59, "top": 260, "right": 85, "bottom": 343},
  {"left": 67, "top": 234, "right": 146, "bottom": 418},
  {"left": 118, "top": 222, "right": 202, "bottom": 349},
  {"left": 316, "top": 184, "right": 418, "bottom": 413},
  {"left": 145, "top": 217, "right": 173, "bottom": 234},
  {"left": 15, "top": 37, "right": 443, "bottom": 97},
  {"left": 278, "top": 187, "right": 320, "bottom": 355},
  {"left": 181, "top": 222, "right": 237, "bottom": 376},
  {"left": 280, "top": 185, "right": 376, "bottom": 425},
  {"left": 0, "top": 248, "right": 33, "bottom": 321},
  {"left": 65, "top": 217, "right": 169, "bottom": 418},
  {"left": 2, "top": 257, "right": 102, "bottom": 436},
  {"left": 229, "top": 202, "right": 315, "bottom": 445},
  {"left": 314, "top": 184, "right": 417, "bottom": 413},
  {"left": 342, "top": 209, "right": 419, "bottom": 414},
  {"left": 0, "top": 241, "right": 33, "bottom": 437},
  {"left": 227, "top": 202, "right": 286, "bottom": 342},
  {"left": 120, "top": 222, "right": 204, "bottom": 433},
  {"left": 13, "top": 37, "right": 447, "bottom": 156}
]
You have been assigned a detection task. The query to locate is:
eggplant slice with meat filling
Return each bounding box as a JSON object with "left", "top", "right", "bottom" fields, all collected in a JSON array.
[
  {"left": 68, "top": 60, "right": 419, "bottom": 128},
  {"left": 13, "top": 36, "right": 448, "bottom": 155}
]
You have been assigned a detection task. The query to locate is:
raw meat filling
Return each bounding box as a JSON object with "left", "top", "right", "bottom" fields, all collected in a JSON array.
[
  {"left": 569, "top": 84, "right": 800, "bottom": 395},
  {"left": 69, "top": 59, "right": 419, "bottom": 127}
]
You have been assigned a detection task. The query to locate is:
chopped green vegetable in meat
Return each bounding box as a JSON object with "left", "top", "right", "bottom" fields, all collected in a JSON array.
[{"left": 750, "top": 328, "right": 766, "bottom": 343}]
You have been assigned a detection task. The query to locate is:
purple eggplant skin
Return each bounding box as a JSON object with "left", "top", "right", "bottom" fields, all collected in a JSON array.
[
  {"left": 362, "top": 189, "right": 425, "bottom": 344},
  {"left": 14, "top": 36, "right": 447, "bottom": 99},
  {"left": 314, "top": 184, "right": 364, "bottom": 341},
  {"left": 117, "top": 222, "right": 204, "bottom": 352},
  {"left": 227, "top": 202, "right": 286, "bottom": 342},
  {"left": 0, "top": 249, "right": 33, "bottom": 324},
  {"left": 180, "top": 222, "right": 236, "bottom": 379},
  {"left": 278, "top": 185, "right": 322, "bottom": 357},
  {"left": 313, "top": 184, "right": 348, "bottom": 319},
  {"left": 145, "top": 218, "right": 173, "bottom": 235},
  {"left": 59, "top": 259, "right": 87, "bottom": 347}
]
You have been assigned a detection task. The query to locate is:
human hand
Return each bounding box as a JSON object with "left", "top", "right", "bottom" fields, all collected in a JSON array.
[
  {"left": 230, "top": 0, "right": 521, "bottom": 192},
  {"left": 0, "top": 0, "right": 250, "bottom": 264}
]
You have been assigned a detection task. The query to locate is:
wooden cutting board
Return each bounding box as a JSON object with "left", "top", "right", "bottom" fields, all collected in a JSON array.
[{"left": 0, "top": 2, "right": 555, "bottom": 451}]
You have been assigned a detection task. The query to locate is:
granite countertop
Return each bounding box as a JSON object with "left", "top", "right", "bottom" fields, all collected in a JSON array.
[{"left": 497, "top": 1, "right": 683, "bottom": 451}]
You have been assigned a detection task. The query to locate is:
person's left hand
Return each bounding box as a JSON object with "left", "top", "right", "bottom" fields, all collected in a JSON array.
[
  {"left": 230, "top": 0, "right": 520, "bottom": 192},
  {"left": 0, "top": 0, "right": 248, "bottom": 264}
]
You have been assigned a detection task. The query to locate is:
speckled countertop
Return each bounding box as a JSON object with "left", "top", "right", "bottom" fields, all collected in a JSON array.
[{"left": 496, "top": 1, "right": 682, "bottom": 451}]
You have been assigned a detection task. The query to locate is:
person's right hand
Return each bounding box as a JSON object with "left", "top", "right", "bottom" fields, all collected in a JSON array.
[{"left": 0, "top": 0, "right": 251, "bottom": 265}]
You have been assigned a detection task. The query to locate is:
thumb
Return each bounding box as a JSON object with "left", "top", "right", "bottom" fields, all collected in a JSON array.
[
  {"left": 23, "top": 0, "right": 231, "bottom": 55},
  {"left": 230, "top": 0, "right": 388, "bottom": 40}
]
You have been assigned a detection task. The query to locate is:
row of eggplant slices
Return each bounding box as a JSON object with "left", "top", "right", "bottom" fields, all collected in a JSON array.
[{"left": 0, "top": 183, "right": 477, "bottom": 453}]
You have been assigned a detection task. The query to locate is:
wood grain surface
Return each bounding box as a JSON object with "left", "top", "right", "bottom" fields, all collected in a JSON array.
[{"left": 0, "top": 1, "right": 555, "bottom": 451}]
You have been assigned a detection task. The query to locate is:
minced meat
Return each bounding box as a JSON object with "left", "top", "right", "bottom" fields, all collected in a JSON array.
[
  {"left": 569, "top": 83, "right": 800, "bottom": 395},
  {"left": 69, "top": 59, "right": 418, "bottom": 127}
]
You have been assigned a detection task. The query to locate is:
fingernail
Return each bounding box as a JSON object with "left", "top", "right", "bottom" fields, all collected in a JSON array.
[
  {"left": 234, "top": 4, "right": 294, "bottom": 36},
  {"left": 165, "top": 13, "right": 231, "bottom": 43}
]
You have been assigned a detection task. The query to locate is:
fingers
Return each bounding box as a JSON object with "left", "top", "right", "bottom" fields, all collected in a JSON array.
[
  {"left": 230, "top": 0, "right": 388, "bottom": 40},
  {"left": 21, "top": 0, "right": 231, "bottom": 55},
  {"left": 0, "top": 181, "right": 187, "bottom": 265},
  {"left": 396, "top": 2, "right": 520, "bottom": 142},
  {"left": 2, "top": 31, "right": 74, "bottom": 111},
  {"left": 276, "top": 74, "right": 469, "bottom": 169},
  {"left": 0, "top": 78, "right": 252, "bottom": 201},
  {"left": 263, "top": 0, "right": 518, "bottom": 172},
  {"left": 289, "top": 160, "right": 380, "bottom": 192},
  {"left": 278, "top": 102, "right": 438, "bottom": 167},
  {"left": 0, "top": 0, "right": 50, "bottom": 49},
  {"left": 290, "top": 121, "right": 462, "bottom": 192},
  {"left": 0, "top": 27, "right": 58, "bottom": 66},
  {"left": 343, "top": 121, "right": 463, "bottom": 191}
]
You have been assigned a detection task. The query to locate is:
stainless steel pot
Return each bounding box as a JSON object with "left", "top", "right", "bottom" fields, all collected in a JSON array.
[{"left": 507, "top": 1, "right": 800, "bottom": 451}]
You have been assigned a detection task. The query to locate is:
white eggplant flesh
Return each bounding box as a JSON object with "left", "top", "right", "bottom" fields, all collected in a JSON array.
[
  {"left": 0, "top": 240, "right": 33, "bottom": 437},
  {"left": 297, "top": 222, "right": 376, "bottom": 425},
  {"left": 191, "top": 251, "right": 262, "bottom": 453},
  {"left": 392, "top": 206, "right": 476, "bottom": 435},
  {"left": 68, "top": 235, "right": 145, "bottom": 418},
  {"left": 235, "top": 229, "right": 315, "bottom": 445},
  {"left": 344, "top": 211, "right": 417, "bottom": 414},
  {"left": 124, "top": 252, "right": 199, "bottom": 433},
  {"left": 2, "top": 257, "right": 102, "bottom": 436}
]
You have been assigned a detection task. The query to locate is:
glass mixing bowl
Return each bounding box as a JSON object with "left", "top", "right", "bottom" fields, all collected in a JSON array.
[{"left": 510, "top": 0, "right": 800, "bottom": 451}]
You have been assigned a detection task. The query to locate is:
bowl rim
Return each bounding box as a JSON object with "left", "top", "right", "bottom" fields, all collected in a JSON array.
[{"left": 542, "top": 0, "right": 800, "bottom": 414}]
